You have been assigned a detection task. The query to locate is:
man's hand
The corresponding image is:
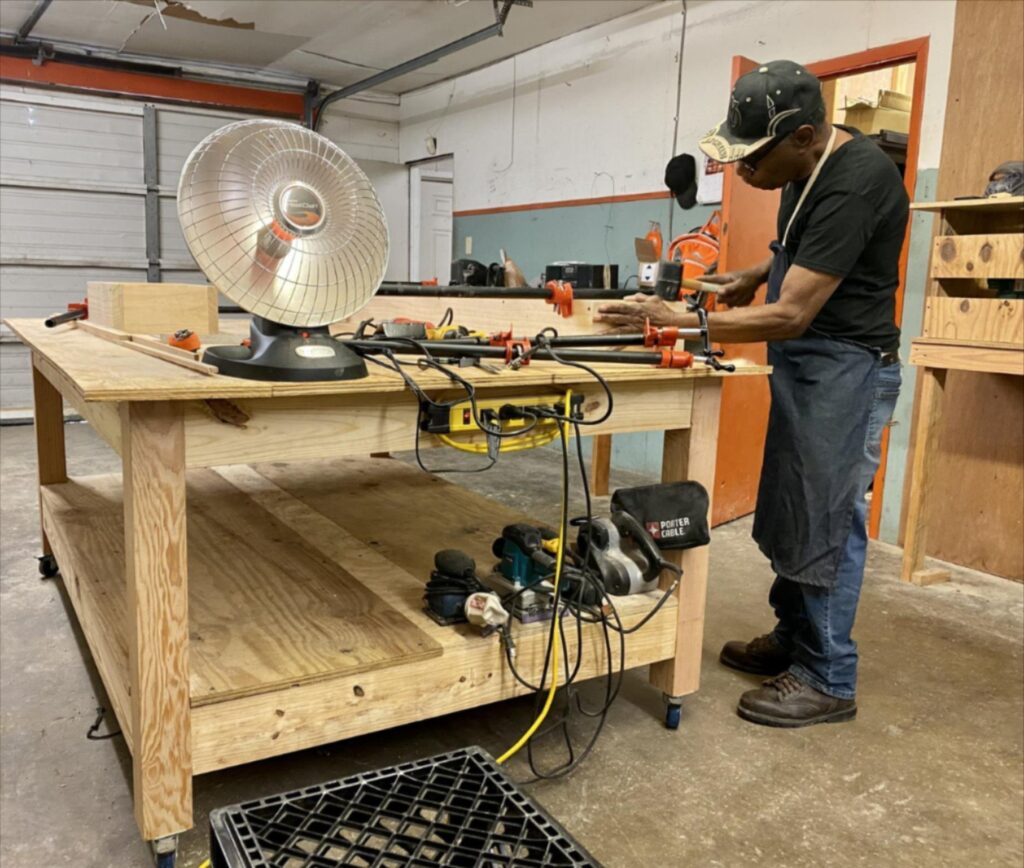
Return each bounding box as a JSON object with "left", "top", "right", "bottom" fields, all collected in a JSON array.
[
  {"left": 593, "top": 293, "right": 678, "bottom": 333},
  {"left": 702, "top": 268, "right": 765, "bottom": 308}
]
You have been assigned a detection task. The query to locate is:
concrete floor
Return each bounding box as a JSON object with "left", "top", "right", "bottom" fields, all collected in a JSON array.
[{"left": 1, "top": 420, "right": 1022, "bottom": 868}]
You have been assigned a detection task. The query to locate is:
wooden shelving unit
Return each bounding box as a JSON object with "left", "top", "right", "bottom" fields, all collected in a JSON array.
[{"left": 901, "top": 196, "right": 1023, "bottom": 585}]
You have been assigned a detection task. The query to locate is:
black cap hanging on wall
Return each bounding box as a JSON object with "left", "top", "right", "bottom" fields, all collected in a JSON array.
[{"left": 665, "top": 153, "right": 698, "bottom": 210}]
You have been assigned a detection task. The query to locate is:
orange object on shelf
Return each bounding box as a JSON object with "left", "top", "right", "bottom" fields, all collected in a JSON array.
[
  {"left": 645, "top": 221, "right": 664, "bottom": 261},
  {"left": 668, "top": 210, "right": 722, "bottom": 282},
  {"left": 169, "top": 328, "right": 201, "bottom": 352}
]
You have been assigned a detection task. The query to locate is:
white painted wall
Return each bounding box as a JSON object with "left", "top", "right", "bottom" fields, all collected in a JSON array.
[
  {"left": 360, "top": 159, "right": 410, "bottom": 282},
  {"left": 319, "top": 94, "right": 401, "bottom": 164},
  {"left": 319, "top": 96, "right": 409, "bottom": 281},
  {"left": 399, "top": 0, "right": 956, "bottom": 211}
]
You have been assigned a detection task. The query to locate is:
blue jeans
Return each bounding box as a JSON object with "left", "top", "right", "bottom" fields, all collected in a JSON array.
[{"left": 769, "top": 362, "right": 902, "bottom": 699}]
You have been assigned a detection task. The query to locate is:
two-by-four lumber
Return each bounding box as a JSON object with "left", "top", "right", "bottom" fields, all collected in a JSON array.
[
  {"left": 900, "top": 367, "right": 951, "bottom": 586},
  {"left": 121, "top": 401, "right": 192, "bottom": 839},
  {"left": 648, "top": 378, "right": 723, "bottom": 698},
  {"left": 32, "top": 361, "right": 67, "bottom": 556}
]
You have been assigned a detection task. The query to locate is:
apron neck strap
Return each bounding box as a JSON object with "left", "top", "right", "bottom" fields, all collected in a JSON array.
[{"left": 781, "top": 124, "right": 838, "bottom": 247}]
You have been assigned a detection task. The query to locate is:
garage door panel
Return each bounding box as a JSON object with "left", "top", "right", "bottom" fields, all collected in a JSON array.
[
  {"left": 0, "top": 266, "right": 145, "bottom": 323},
  {"left": 0, "top": 188, "right": 145, "bottom": 263},
  {"left": 0, "top": 342, "right": 33, "bottom": 412},
  {"left": 0, "top": 100, "right": 143, "bottom": 186},
  {"left": 157, "top": 108, "right": 254, "bottom": 189}
]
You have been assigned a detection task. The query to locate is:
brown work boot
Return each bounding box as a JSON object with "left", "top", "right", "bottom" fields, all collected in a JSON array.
[
  {"left": 719, "top": 633, "right": 791, "bottom": 676},
  {"left": 737, "top": 672, "right": 857, "bottom": 728}
]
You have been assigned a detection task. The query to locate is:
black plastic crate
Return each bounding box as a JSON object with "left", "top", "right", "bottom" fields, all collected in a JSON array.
[{"left": 209, "top": 746, "right": 602, "bottom": 867}]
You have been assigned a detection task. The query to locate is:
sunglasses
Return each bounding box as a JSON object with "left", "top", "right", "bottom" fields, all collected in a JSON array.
[{"left": 740, "top": 134, "right": 787, "bottom": 173}]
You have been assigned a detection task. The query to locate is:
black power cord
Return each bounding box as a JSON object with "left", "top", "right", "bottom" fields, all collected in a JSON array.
[{"left": 350, "top": 325, "right": 680, "bottom": 781}]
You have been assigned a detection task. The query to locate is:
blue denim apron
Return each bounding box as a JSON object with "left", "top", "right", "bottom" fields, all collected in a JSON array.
[{"left": 750, "top": 128, "right": 882, "bottom": 589}]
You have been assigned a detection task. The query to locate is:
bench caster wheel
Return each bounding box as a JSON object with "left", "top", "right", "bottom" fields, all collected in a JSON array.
[
  {"left": 663, "top": 694, "right": 682, "bottom": 730},
  {"left": 152, "top": 836, "right": 177, "bottom": 868},
  {"left": 38, "top": 554, "right": 59, "bottom": 579}
]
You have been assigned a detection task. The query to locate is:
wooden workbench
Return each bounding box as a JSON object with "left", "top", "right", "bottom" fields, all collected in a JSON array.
[{"left": 6, "top": 315, "right": 767, "bottom": 857}]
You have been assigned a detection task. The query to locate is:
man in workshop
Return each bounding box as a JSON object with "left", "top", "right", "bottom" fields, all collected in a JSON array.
[{"left": 595, "top": 60, "right": 907, "bottom": 727}]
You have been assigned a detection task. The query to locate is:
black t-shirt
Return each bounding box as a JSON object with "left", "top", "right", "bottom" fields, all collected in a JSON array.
[{"left": 777, "top": 126, "right": 909, "bottom": 352}]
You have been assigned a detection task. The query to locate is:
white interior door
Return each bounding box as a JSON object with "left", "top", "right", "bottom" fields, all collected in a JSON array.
[{"left": 417, "top": 179, "right": 453, "bottom": 283}]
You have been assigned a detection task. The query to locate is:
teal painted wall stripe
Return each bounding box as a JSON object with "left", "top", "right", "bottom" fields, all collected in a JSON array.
[{"left": 454, "top": 196, "right": 718, "bottom": 477}]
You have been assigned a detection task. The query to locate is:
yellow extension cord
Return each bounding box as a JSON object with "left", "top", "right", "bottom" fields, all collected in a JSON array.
[{"left": 496, "top": 389, "right": 571, "bottom": 765}]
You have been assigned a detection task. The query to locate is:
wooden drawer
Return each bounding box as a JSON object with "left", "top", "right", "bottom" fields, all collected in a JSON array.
[
  {"left": 923, "top": 296, "right": 1024, "bottom": 345},
  {"left": 931, "top": 233, "right": 1024, "bottom": 279}
]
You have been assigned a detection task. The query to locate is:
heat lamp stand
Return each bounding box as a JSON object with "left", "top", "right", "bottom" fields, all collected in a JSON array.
[{"left": 202, "top": 316, "right": 368, "bottom": 382}]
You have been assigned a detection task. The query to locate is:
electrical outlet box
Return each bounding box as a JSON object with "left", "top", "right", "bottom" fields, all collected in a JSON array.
[{"left": 465, "top": 236, "right": 473, "bottom": 256}]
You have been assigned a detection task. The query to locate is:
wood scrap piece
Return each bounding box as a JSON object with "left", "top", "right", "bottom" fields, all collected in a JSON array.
[{"left": 73, "top": 321, "right": 219, "bottom": 376}]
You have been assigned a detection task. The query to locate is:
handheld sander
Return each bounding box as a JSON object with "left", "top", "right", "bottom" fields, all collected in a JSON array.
[{"left": 573, "top": 510, "right": 669, "bottom": 596}]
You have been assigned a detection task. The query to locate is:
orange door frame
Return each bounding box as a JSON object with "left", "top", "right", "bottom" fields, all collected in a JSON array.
[
  {"left": 807, "top": 36, "right": 930, "bottom": 539},
  {"left": 0, "top": 55, "right": 305, "bottom": 118}
]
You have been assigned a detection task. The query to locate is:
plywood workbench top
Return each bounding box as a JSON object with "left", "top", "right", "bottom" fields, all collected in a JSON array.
[{"left": 4, "top": 317, "right": 768, "bottom": 402}]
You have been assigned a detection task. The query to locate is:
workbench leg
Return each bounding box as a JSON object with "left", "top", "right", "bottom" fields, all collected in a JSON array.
[
  {"left": 649, "top": 379, "right": 722, "bottom": 700},
  {"left": 591, "top": 434, "right": 612, "bottom": 496},
  {"left": 122, "top": 401, "right": 193, "bottom": 842},
  {"left": 32, "top": 358, "right": 67, "bottom": 559},
  {"left": 900, "top": 367, "right": 951, "bottom": 586}
]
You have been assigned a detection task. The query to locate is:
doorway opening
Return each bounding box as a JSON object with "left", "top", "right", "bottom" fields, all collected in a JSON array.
[
  {"left": 823, "top": 62, "right": 916, "bottom": 178},
  {"left": 409, "top": 156, "right": 454, "bottom": 284}
]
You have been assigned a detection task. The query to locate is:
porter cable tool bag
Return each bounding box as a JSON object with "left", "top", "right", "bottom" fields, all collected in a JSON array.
[{"left": 611, "top": 481, "right": 710, "bottom": 550}]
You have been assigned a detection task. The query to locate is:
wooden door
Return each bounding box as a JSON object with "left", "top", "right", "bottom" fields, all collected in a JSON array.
[{"left": 711, "top": 55, "right": 778, "bottom": 525}]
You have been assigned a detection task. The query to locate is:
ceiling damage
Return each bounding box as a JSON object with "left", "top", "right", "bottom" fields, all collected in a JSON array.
[{"left": 0, "top": 0, "right": 659, "bottom": 96}]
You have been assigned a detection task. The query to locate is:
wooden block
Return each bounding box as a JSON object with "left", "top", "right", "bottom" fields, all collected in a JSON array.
[
  {"left": 910, "top": 568, "right": 951, "bottom": 586},
  {"left": 87, "top": 282, "right": 219, "bottom": 335},
  {"left": 591, "top": 434, "right": 612, "bottom": 496},
  {"left": 931, "top": 234, "right": 1024, "bottom": 280},
  {"left": 923, "top": 297, "right": 1024, "bottom": 345}
]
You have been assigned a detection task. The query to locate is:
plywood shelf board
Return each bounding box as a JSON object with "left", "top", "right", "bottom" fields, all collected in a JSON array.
[
  {"left": 911, "top": 196, "right": 1024, "bottom": 212},
  {"left": 4, "top": 318, "right": 767, "bottom": 403},
  {"left": 40, "top": 470, "right": 444, "bottom": 708},
  {"left": 39, "top": 460, "right": 673, "bottom": 713}
]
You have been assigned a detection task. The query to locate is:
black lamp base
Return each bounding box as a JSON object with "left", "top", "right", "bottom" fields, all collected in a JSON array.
[{"left": 203, "top": 317, "right": 368, "bottom": 382}]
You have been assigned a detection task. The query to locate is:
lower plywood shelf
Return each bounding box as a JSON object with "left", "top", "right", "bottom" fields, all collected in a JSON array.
[{"left": 40, "top": 458, "right": 678, "bottom": 775}]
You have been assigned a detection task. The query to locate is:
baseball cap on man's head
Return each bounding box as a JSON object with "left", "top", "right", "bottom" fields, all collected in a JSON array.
[{"left": 699, "top": 60, "right": 824, "bottom": 164}]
